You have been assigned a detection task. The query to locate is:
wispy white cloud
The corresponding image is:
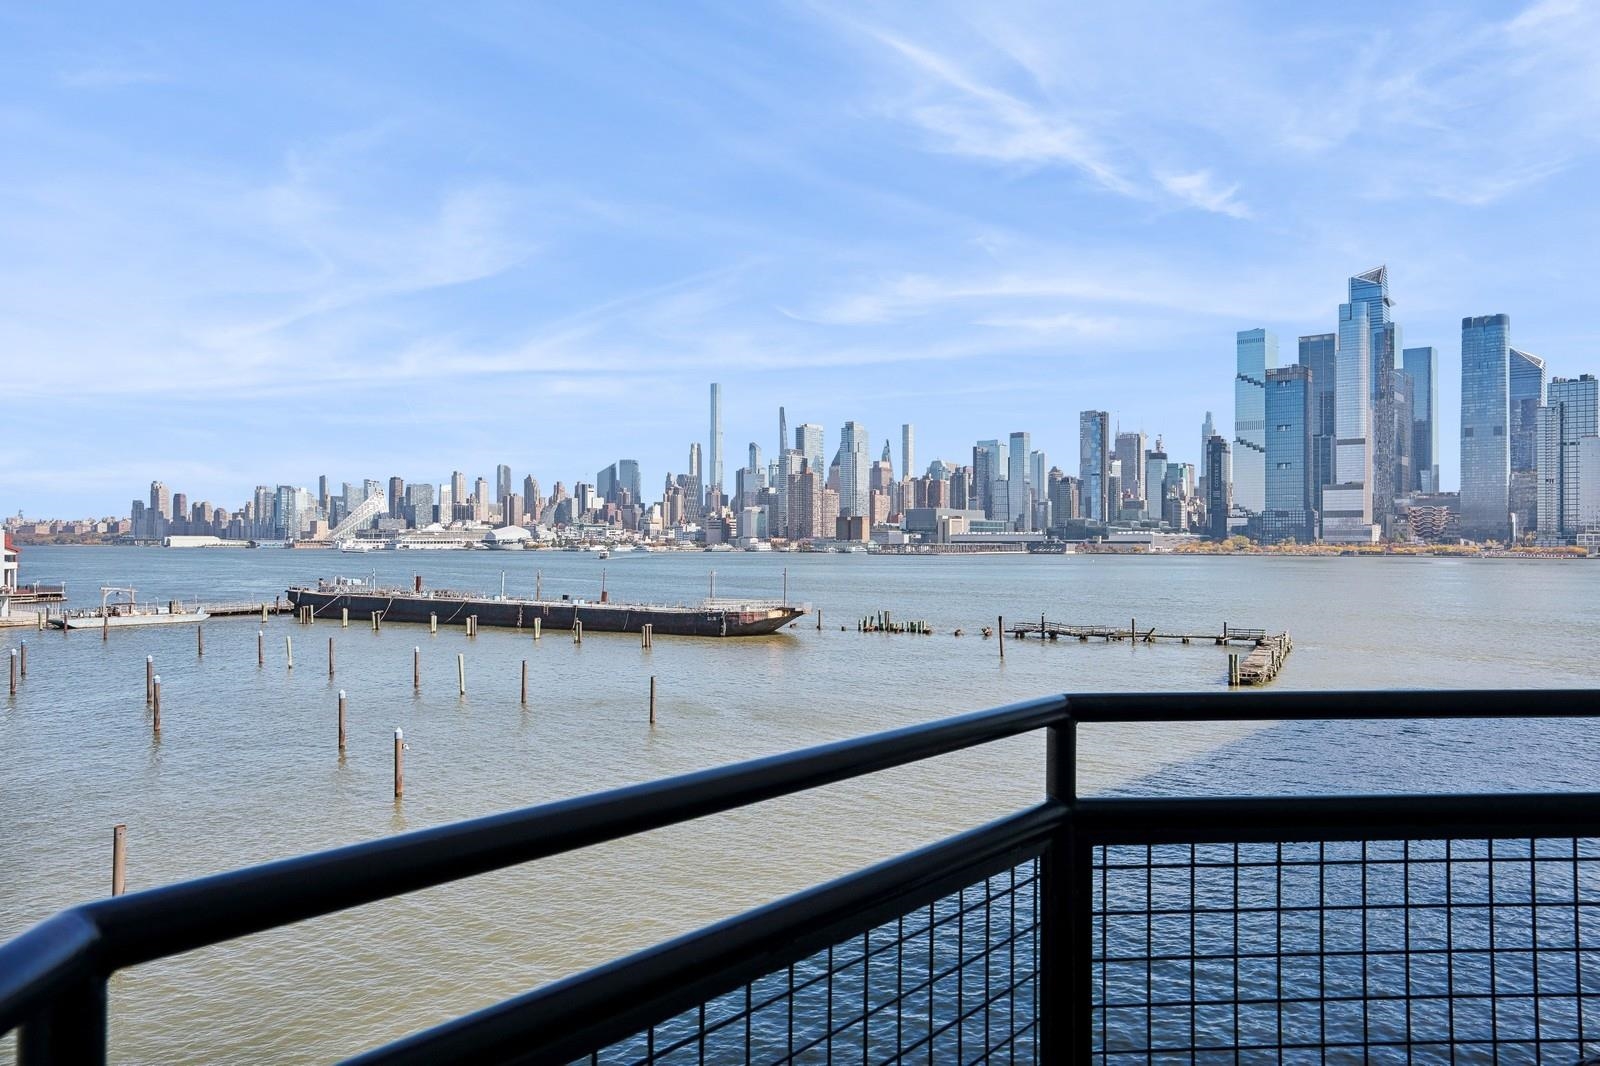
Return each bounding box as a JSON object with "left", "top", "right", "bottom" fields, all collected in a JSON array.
[{"left": 1157, "top": 171, "right": 1250, "bottom": 219}]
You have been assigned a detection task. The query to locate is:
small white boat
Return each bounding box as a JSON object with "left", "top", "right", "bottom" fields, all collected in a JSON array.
[
  {"left": 338, "top": 541, "right": 383, "bottom": 553},
  {"left": 52, "top": 587, "right": 209, "bottom": 630}
]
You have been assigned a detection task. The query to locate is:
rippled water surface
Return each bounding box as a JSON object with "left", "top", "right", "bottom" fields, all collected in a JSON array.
[{"left": 1, "top": 546, "right": 1596, "bottom": 1062}]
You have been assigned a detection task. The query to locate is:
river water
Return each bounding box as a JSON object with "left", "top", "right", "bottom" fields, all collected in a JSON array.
[{"left": 1, "top": 546, "right": 1596, "bottom": 1062}]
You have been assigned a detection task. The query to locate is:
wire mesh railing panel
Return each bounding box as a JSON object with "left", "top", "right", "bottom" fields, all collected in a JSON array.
[
  {"left": 1093, "top": 838, "right": 1600, "bottom": 1064},
  {"left": 580, "top": 860, "right": 1041, "bottom": 1066}
]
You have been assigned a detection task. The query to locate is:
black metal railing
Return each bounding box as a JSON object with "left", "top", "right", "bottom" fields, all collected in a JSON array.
[{"left": 1, "top": 690, "right": 1598, "bottom": 1064}]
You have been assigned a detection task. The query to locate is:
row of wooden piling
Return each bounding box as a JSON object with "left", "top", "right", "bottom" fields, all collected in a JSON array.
[{"left": 858, "top": 611, "right": 931, "bottom": 634}]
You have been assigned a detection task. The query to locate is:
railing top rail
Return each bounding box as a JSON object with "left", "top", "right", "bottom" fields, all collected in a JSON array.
[
  {"left": 0, "top": 694, "right": 1067, "bottom": 1033},
  {"left": 1066, "top": 688, "right": 1600, "bottom": 723}
]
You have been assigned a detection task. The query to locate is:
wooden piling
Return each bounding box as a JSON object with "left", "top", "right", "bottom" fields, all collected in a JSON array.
[
  {"left": 817, "top": 609, "right": 822, "bottom": 630},
  {"left": 393, "top": 728, "right": 404, "bottom": 798},
  {"left": 413, "top": 646, "right": 421, "bottom": 690},
  {"left": 520, "top": 659, "right": 528, "bottom": 705},
  {"left": 145, "top": 655, "right": 154, "bottom": 704},
  {"left": 152, "top": 676, "right": 162, "bottom": 732},
  {"left": 649, "top": 675, "right": 657, "bottom": 725},
  {"left": 328, "top": 636, "right": 335, "bottom": 677},
  {"left": 467, "top": 614, "right": 477, "bottom": 637},
  {"left": 342, "top": 607, "right": 349, "bottom": 628},
  {"left": 574, "top": 619, "right": 583, "bottom": 644},
  {"left": 998, "top": 616, "right": 1004, "bottom": 660},
  {"left": 372, "top": 611, "right": 380, "bottom": 632},
  {"left": 18, "top": 642, "right": 25, "bottom": 677},
  {"left": 261, "top": 604, "right": 268, "bottom": 624},
  {"left": 102, "top": 612, "right": 109, "bottom": 641},
  {"left": 112, "top": 824, "right": 127, "bottom": 896},
  {"left": 1228, "top": 654, "right": 1240, "bottom": 687},
  {"left": 533, "top": 618, "right": 541, "bottom": 641},
  {"left": 457, "top": 653, "right": 466, "bottom": 696},
  {"left": 258, "top": 630, "right": 264, "bottom": 666},
  {"left": 337, "top": 690, "right": 347, "bottom": 753},
  {"left": 429, "top": 613, "right": 438, "bottom": 635},
  {"left": 285, "top": 634, "right": 294, "bottom": 669},
  {"left": 8, "top": 649, "right": 15, "bottom": 696}
]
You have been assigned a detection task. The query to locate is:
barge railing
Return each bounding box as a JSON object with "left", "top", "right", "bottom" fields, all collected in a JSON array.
[{"left": 2, "top": 690, "right": 1600, "bottom": 1063}]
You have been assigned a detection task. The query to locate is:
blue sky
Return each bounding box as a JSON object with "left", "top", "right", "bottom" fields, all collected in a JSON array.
[{"left": 4, "top": 1, "right": 1599, "bottom": 516}]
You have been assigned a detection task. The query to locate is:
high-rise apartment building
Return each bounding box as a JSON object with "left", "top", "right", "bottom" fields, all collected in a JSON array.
[
  {"left": 1536, "top": 375, "right": 1599, "bottom": 542},
  {"left": 404, "top": 483, "right": 434, "bottom": 528},
  {"left": 1263, "top": 365, "right": 1316, "bottom": 543},
  {"left": 1372, "top": 322, "right": 1412, "bottom": 534},
  {"left": 901, "top": 424, "right": 915, "bottom": 484},
  {"left": 1078, "top": 411, "right": 1111, "bottom": 523},
  {"left": 1007, "top": 431, "right": 1031, "bottom": 530},
  {"left": 796, "top": 424, "right": 824, "bottom": 480},
  {"left": 1198, "top": 411, "right": 1215, "bottom": 499},
  {"left": 838, "top": 421, "right": 870, "bottom": 518},
  {"left": 496, "top": 464, "right": 512, "bottom": 507},
  {"left": 388, "top": 477, "right": 405, "bottom": 519},
  {"left": 1144, "top": 443, "right": 1168, "bottom": 523},
  {"left": 1402, "top": 346, "right": 1440, "bottom": 493},
  {"left": 1297, "top": 335, "right": 1337, "bottom": 519},
  {"left": 778, "top": 408, "right": 788, "bottom": 464},
  {"left": 971, "top": 440, "right": 1004, "bottom": 519},
  {"left": 1460, "top": 314, "right": 1513, "bottom": 540},
  {"left": 1114, "top": 431, "right": 1146, "bottom": 509},
  {"left": 708, "top": 383, "right": 724, "bottom": 502},
  {"left": 1234, "top": 329, "right": 1278, "bottom": 517},
  {"left": 1204, "top": 436, "right": 1231, "bottom": 541}
]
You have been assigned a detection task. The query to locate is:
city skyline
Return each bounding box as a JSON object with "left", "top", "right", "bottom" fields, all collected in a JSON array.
[{"left": 6, "top": 3, "right": 1600, "bottom": 515}]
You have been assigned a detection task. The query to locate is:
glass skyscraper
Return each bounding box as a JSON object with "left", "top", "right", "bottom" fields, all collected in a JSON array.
[
  {"left": 1263, "top": 365, "right": 1315, "bottom": 543},
  {"left": 1460, "top": 314, "right": 1512, "bottom": 540},
  {"left": 1007, "top": 431, "right": 1031, "bottom": 529},
  {"left": 1078, "top": 412, "right": 1111, "bottom": 522},
  {"left": 1402, "top": 346, "right": 1440, "bottom": 493},
  {"left": 1297, "top": 334, "right": 1337, "bottom": 518},
  {"left": 1509, "top": 348, "right": 1547, "bottom": 473},
  {"left": 1233, "top": 328, "right": 1277, "bottom": 516},
  {"left": 1323, "top": 293, "right": 1375, "bottom": 542}
]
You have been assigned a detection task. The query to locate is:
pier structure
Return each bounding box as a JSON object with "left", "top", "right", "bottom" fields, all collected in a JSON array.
[{"left": 1009, "top": 617, "right": 1292, "bottom": 685}]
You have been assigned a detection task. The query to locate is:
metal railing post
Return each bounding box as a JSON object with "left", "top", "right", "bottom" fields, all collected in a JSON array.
[
  {"left": 1041, "top": 711, "right": 1091, "bottom": 1062},
  {"left": 18, "top": 976, "right": 106, "bottom": 1066}
]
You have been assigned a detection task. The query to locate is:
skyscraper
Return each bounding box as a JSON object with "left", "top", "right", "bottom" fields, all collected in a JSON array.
[
  {"left": 1234, "top": 329, "right": 1278, "bottom": 517},
  {"left": 708, "top": 383, "right": 724, "bottom": 503},
  {"left": 1371, "top": 322, "right": 1411, "bottom": 534},
  {"left": 778, "top": 407, "right": 788, "bottom": 467},
  {"left": 901, "top": 424, "right": 915, "bottom": 484},
  {"left": 1323, "top": 280, "right": 1377, "bottom": 543},
  {"left": 1460, "top": 314, "right": 1513, "bottom": 541},
  {"left": 1263, "top": 365, "right": 1315, "bottom": 543},
  {"left": 496, "top": 464, "right": 513, "bottom": 507},
  {"left": 617, "top": 459, "right": 641, "bottom": 503},
  {"left": 1205, "top": 436, "right": 1231, "bottom": 541},
  {"left": 796, "top": 424, "right": 824, "bottom": 479},
  {"left": 1509, "top": 349, "right": 1547, "bottom": 473},
  {"left": 838, "top": 421, "right": 870, "bottom": 518},
  {"left": 1198, "top": 411, "right": 1216, "bottom": 499},
  {"left": 1114, "top": 431, "right": 1146, "bottom": 509},
  {"left": 1536, "top": 375, "right": 1598, "bottom": 542},
  {"left": 1078, "top": 411, "right": 1111, "bottom": 523},
  {"left": 1402, "top": 346, "right": 1440, "bottom": 493},
  {"left": 1144, "top": 442, "right": 1168, "bottom": 524},
  {"left": 972, "top": 440, "right": 1004, "bottom": 519},
  {"left": 1349, "top": 265, "right": 1394, "bottom": 399},
  {"left": 1297, "top": 334, "right": 1337, "bottom": 521},
  {"left": 1007, "top": 431, "right": 1031, "bottom": 529}
]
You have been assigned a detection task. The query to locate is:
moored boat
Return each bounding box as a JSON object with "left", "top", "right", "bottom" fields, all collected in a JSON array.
[
  {"left": 51, "top": 587, "right": 209, "bottom": 629},
  {"left": 286, "top": 579, "right": 807, "bottom": 637}
]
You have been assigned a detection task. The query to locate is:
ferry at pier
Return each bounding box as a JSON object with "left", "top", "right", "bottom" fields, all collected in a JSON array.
[{"left": 286, "top": 578, "right": 807, "bottom": 637}]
